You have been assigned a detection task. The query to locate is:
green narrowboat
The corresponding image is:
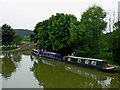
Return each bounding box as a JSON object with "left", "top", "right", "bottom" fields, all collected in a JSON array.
[{"left": 63, "top": 56, "right": 115, "bottom": 72}]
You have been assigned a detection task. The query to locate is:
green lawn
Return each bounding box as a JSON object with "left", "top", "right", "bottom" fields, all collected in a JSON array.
[
  {"left": 21, "top": 40, "right": 30, "bottom": 44},
  {"left": 2, "top": 48, "right": 24, "bottom": 53}
]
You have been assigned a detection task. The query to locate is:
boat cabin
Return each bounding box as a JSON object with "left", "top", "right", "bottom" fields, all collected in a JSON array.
[
  {"left": 42, "top": 52, "right": 63, "bottom": 60},
  {"left": 32, "top": 49, "right": 39, "bottom": 55},
  {"left": 64, "top": 56, "right": 108, "bottom": 68}
]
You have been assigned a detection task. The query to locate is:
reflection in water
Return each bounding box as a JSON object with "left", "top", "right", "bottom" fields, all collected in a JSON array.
[
  {"left": 30, "top": 54, "right": 39, "bottom": 62},
  {"left": 41, "top": 58, "right": 63, "bottom": 67},
  {"left": 1, "top": 52, "right": 22, "bottom": 79},
  {"left": 0, "top": 55, "right": 4, "bottom": 58},
  {"left": 31, "top": 54, "right": 119, "bottom": 88},
  {"left": 1, "top": 51, "right": 119, "bottom": 88},
  {"left": 22, "top": 50, "right": 32, "bottom": 55},
  {"left": 0, "top": 57, "right": 2, "bottom": 73},
  {"left": 31, "top": 58, "right": 95, "bottom": 88},
  {"left": 2, "top": 51, "right": 42, "bottom": 88},
  {"left": 98, "top": 77, "right": 112, "bottom": 88},
  {"left": 65, "top": 65, "right": 114, "bottom": 88}
]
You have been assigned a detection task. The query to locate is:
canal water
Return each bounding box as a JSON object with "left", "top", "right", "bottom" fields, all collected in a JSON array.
[{"left": 0, "top": 50, "right": 120, "bottom": 88}]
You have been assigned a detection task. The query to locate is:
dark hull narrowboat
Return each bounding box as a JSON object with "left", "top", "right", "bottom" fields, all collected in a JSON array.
[
  {"left": 31, "top": 49, "right": 115, "bottom": 72},
  {"left": 31, "top": 49, "right": 39, "bottom": 56},
  {"left": 40, "top": 51, "right": 63, "bottom": 61},
  {"left": 63, "top": 56, "right": 115, "bottom": 72}
]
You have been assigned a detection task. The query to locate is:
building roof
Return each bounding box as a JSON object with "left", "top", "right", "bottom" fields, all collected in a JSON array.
[{"left": 118, "top": 1, "right": 120, "bottom": 21}]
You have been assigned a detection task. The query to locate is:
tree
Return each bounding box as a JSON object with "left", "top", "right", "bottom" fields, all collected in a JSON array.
[
  {"left": 108, "top": 21, "right": 120, "bottom": 64},
  {"left": 13, "top": 34, "right": 23, "bottom": 46},
  {"left": 2, "top": 24, "right": 16, "bottom": 45},
  {"left": 30, "top": 33, "right": 35, "bottom": 42},
  {"left": 80, "top": 5, "right": 107, "bottom": 56},
  {"left": 69, "top": 18, "right": 87, "bottom": 56},
  {"left": 31, "top": 13, "right": 77, "bottom": 55},
  {"left": 48, "top": 13, "right": 77, "bottom": 55},
  {"left": 2, "top": 53, "right": 16, "bottom": 78},
  {"left": 33, "top": 20, "right": 52, "bottom": 51}
]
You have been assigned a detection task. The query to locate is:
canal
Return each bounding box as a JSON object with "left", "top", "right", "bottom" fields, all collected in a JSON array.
[{"left": 0, "top": 50, "right": 120, "bottom": 88}]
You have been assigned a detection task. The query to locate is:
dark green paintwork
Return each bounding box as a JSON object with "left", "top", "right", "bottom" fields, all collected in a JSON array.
[{"left": 65, "top": 56, "right": 103, "bottom": 68}]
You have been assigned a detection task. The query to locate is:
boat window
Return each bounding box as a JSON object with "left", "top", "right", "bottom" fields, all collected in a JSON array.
[
  {"left": 85, "top": 60, "right": 89, "bottom": 64},
  {"left": 77, "top": 59, "right": 81, "bottom": 63},
  {"left": 91, "top": 61, "right": 96, "bottom": 66},
  {"left": 33, "top": 50, "right": 38, "bottom": 53},
  {"left": 68, "top": 58, "right": 71, "bottom": 61}
]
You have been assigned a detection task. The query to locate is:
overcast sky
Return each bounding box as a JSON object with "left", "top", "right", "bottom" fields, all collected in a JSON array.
[{"left": 0, "top": 0, "right": 120, "bottom": 30}]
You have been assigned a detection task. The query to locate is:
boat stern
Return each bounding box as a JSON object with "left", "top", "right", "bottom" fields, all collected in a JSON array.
[{"left": 104, "top": 66, "right": 115, "bottom": 72}]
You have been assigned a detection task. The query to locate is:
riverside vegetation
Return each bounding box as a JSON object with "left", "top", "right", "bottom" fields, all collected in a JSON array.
[
  {"left": 30, "top": 5, "right": 120, "bottom": 66},
  {"left": 1, "top": 24, "right": 31, "bottom": 52},
  {"left": 1, "top": 5, "right": 120, "bottom": 66}
]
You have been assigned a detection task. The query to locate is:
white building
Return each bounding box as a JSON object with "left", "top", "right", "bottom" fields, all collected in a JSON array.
[{"left": 118, "top": 1, "right": 120, "bottom": 21}]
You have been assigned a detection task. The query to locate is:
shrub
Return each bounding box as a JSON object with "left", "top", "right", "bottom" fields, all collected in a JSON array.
[{"left": 94, "top": 52, "right": 113, "bottom": 61}]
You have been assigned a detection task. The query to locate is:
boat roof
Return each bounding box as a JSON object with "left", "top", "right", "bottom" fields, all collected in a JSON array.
[
  {"left": 65, "top": 56, "right": 105, "bottom": 62},
  {"left": 32, "top": 49, "right": 39, "bottom": 51},
  {"left": 44, "top": 52, "right": 61, "bottom": 55}
]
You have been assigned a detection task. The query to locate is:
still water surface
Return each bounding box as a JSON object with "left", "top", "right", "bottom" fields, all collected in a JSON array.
[{"left": 0, "top": 50, "right": 120, "bottom": 88}]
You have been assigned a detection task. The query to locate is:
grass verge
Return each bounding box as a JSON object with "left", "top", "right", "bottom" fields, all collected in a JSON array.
[{"left": 2, "top": 48, "right": 25, "bottom": 53}]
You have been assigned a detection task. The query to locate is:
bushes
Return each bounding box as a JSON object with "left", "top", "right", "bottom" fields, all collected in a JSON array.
[
  {"left": 93, "top": 52, "right": 115, "bottom": 65},
  {"left": 94, "top": 52, "right": 112, "bottom": 60},
  {"left": 75, "top": 51, "right": 113, "bottom": 60},
  {"left": 75, "top": 50, "right": 114, "bottom": 64},
  {"left": 75, "top": 50, "right": 88, "bottom": 57}
]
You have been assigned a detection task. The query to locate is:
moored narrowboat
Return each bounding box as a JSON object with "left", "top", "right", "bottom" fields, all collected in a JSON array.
[
  {"left": 40, "top": 51, "right": 63, "bottom": 61},
  {"left": 31, "top": 49, "right": 115, "bottom": 72},
  {"left": 63, "top": 56, "right": 115, "bottom": 72},
  {"left": 31, "top": 49, "right": 63, "bottom": 61},
  {"left": 31, "top": 49, "right": 40, "bottom": 56}
]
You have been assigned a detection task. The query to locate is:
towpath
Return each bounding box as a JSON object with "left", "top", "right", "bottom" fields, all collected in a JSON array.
[{"left": 19, "top": 42, "right": 36, "bottom": 49}]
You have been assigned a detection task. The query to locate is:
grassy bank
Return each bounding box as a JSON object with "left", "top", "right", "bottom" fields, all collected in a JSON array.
[
  {"left": 2, "top": 48, "right": 25, "bottom": 53},
  {"left": 2, "top": 48, "right": 33, "bottom": 53},
  {"left": 2, "top": 40, "right": 32, "bottom": 53},
  {"left": 21, "top": 40, "right": 30, "bottom": 44},
  {"left": 115, "top": 67, "right": 120, "bottom": 71}
]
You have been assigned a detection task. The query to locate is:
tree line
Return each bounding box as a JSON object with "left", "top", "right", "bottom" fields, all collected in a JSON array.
[
  {"left": 1, "top": 5, "right": 119, "bottom": 64},
  {"left": 14, "top": 29, "right": 33, "bottom": 40},
  {"left": 30, "top": 5, "right": 120, "bottom": 64}
]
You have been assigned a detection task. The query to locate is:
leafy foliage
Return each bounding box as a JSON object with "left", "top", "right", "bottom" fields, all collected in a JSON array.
[
  {"left": 30, "top": 5, "right": 119, "bottom": 64},
  {"left": 108, "top": 22, "right": 120, "bottom": 64},
  {"left": 13, "top": 34, "right": 23, "bottom": 45},
  {"left": 80, "top": 5, "right": 107, "bottom": 56},
  {"left": 31, "top": 13, "right": 77, "bottom": 55},
  {"left": 48, "top": 14, "right": 77, "bottom": 54},
  {"left": 69, "top": 5, "right": 107, "bottom": 57},
  {"left": 14, "top": 29, "right": 33, "bottom": 40},
  {"left": 2, "top": 24, "right": 16, "bottom": 45},
  {"left": 2, "top": 52, "right": 21, "bottom": 78}
]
